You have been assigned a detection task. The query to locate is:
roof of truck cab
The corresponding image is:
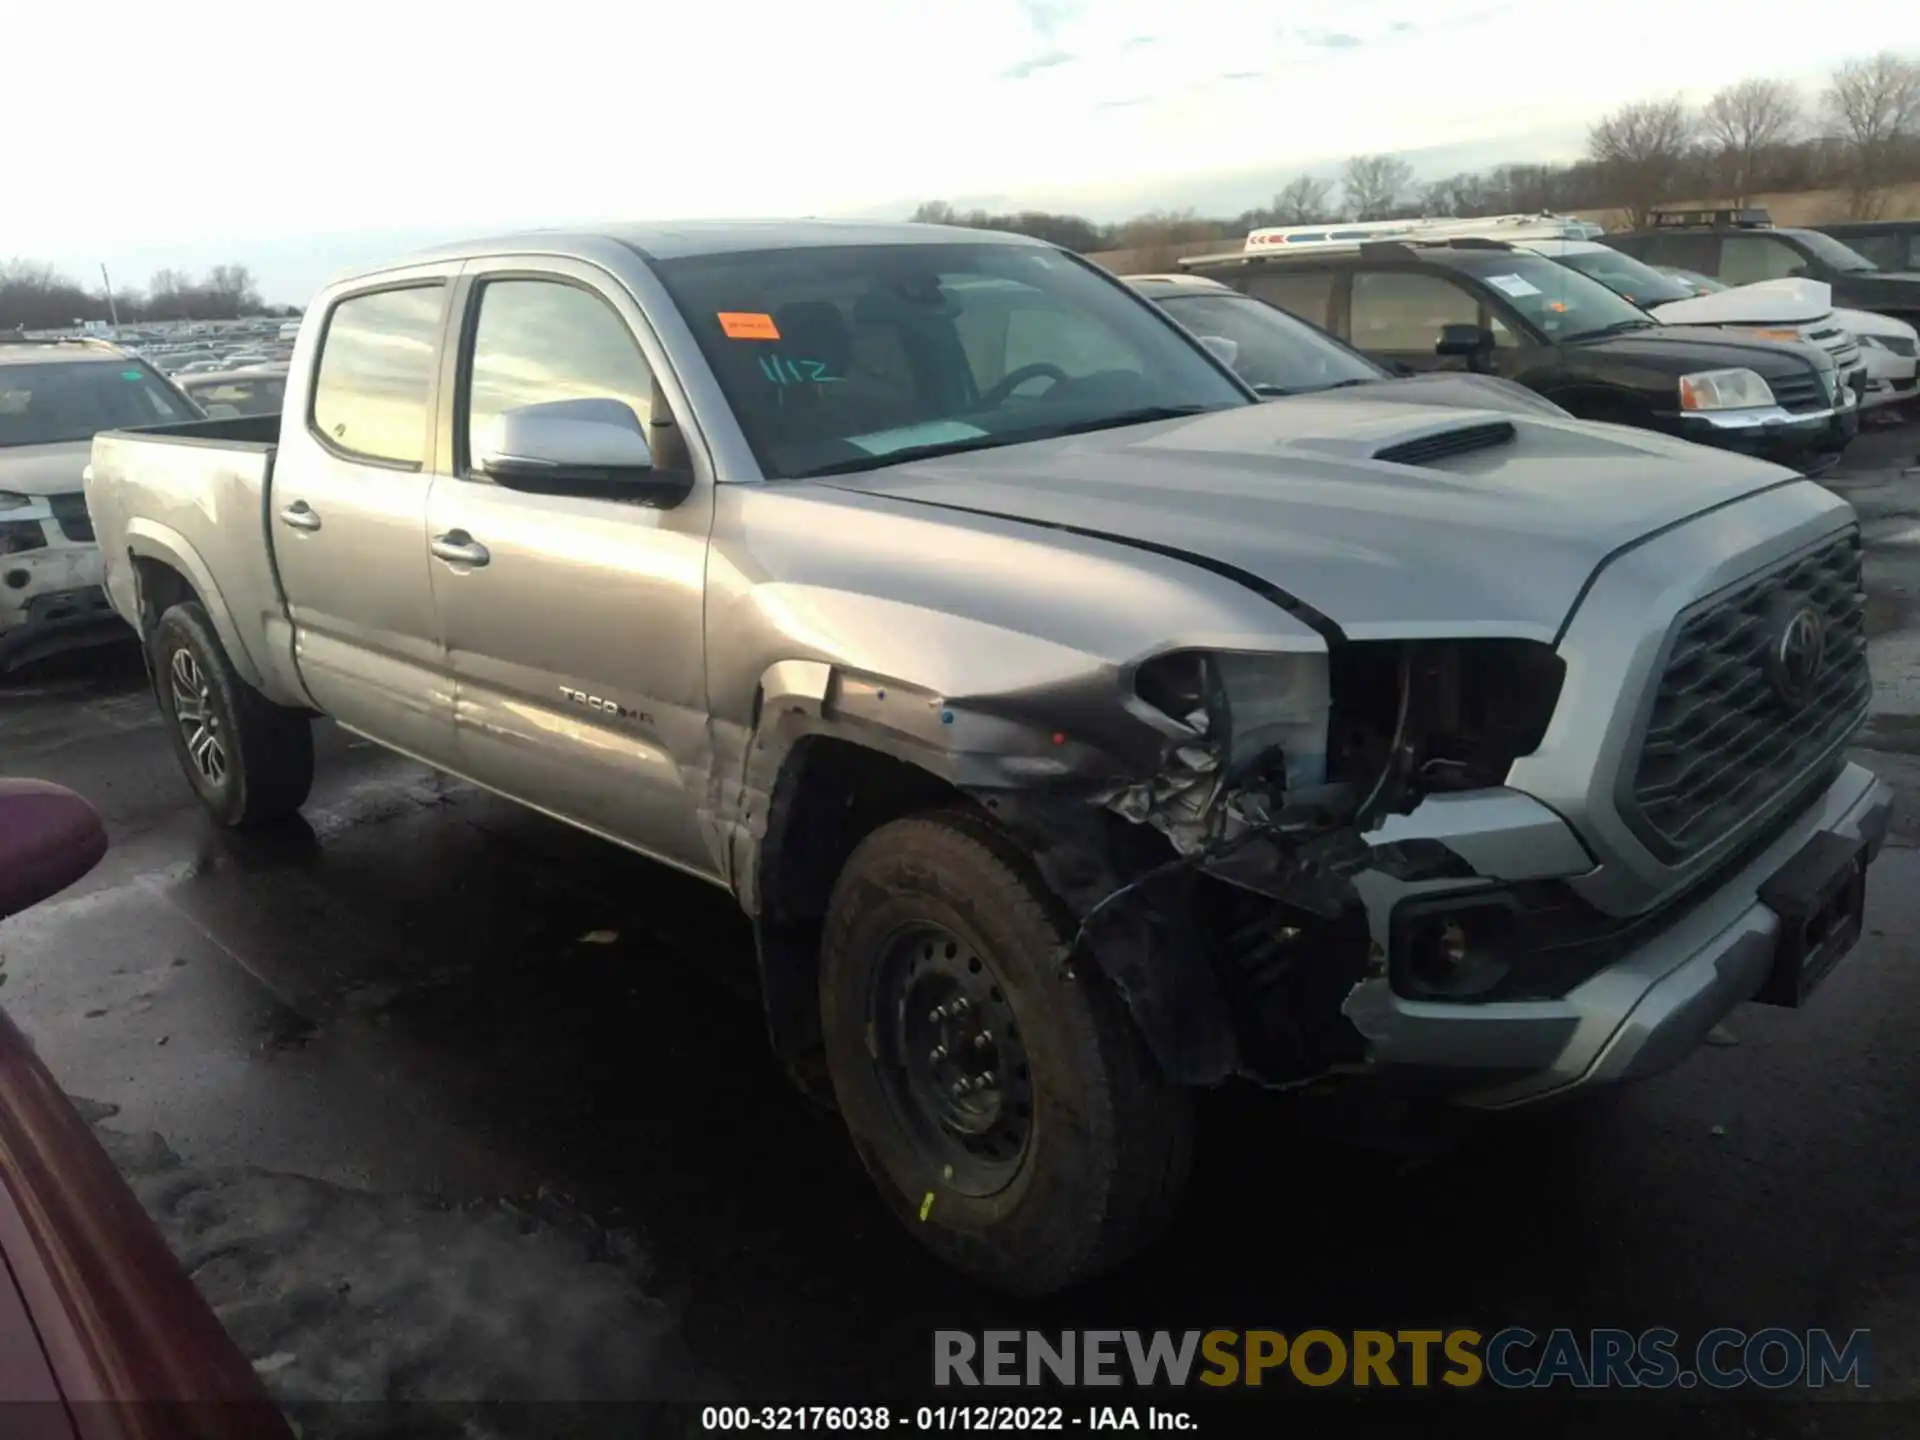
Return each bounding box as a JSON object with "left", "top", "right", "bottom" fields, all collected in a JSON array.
[{"left": 387, "top": 220, "right": 1051, "bottom": 273}]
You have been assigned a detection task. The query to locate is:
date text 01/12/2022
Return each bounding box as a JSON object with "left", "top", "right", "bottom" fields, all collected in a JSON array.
[{"left": 699, "top": 1406, "right": 1193, "bottom": 1432}]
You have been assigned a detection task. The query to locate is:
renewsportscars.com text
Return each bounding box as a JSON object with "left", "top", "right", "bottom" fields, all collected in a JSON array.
[{"left": 934, "top": 1328, "right": 1871, "bottom": 1390}]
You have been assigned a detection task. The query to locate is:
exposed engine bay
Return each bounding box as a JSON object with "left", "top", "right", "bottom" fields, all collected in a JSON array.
[
  {"left": 1107, "top": 638, "right": 1564, "bottom": 866},
  {"left": 1005, "top": 638, "right": 1567, "bottom": 1088}
]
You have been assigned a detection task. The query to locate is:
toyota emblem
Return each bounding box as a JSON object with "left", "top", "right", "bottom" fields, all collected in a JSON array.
[{"left": 1767, "top": 605, "right": 1827, "bottom": 705}]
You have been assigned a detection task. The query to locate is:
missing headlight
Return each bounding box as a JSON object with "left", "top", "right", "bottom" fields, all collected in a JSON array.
[{"left": 1328, "top": 638, "right": 1564, "bottom": 800}]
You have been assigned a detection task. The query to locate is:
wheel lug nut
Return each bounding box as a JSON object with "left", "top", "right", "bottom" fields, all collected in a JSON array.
[
  {"left": 930, "top": 1046, "right": 947, "bottom": 1062},
  {"left": 953, "top": 998, "right": 970, "bottom": 1013},
  {"left": 928, "top": 1007, "right": 943, "bottom": 1023},
  {"left": 974, "top": 1033, "right": 990, "bottom": 1050},
  {"left": 980, "top": 1070, "right": 996, "bottom": 1087}
]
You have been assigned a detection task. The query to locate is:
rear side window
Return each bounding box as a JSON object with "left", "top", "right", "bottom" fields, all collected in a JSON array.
[
  {"left": 1629, "top": 233, "right": 1720, "bottom": 274},
  {"left": 310, "top": 285, "right": 443, "bottom": 466},
  {"left": 1240, "top": 270, "right": 1339, "bottom": 328}
]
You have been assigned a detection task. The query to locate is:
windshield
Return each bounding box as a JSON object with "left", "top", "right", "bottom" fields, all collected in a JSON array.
[
  {"left": 1153, "top": 292, "right": 1384, "bottom": 393},
  {"left": 1555, "top": 248, "right": 1697, "bottom": 307},
  {"left": 1794, "top": 229, "right": 1879, "bottom": 273},
  {"left": 0, "top": 358, "right": 199, "bottom": 446},
  {"left": 651, "top": 243, "right": 1249, "bottom": 479},
  {"left": 1462, "top": 252, "right": 1656, "bottom": 340}
]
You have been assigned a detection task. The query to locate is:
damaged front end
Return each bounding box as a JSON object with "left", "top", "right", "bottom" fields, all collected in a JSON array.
[{"left": 984, "top": 638, "right": 1567, "bottom": 1088}]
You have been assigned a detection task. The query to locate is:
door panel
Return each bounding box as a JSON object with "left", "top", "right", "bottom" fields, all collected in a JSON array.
[
  {"left": 428, "top": 264, "right": 718, "bottom": 878},
  {"left": 272, "top": 278, "right": 456, "bottom": 762}
]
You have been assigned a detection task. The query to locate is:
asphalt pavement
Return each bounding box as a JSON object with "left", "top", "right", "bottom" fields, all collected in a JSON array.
[{"left": 5, "top": 422, "right": 1920, "bottom": 1431}]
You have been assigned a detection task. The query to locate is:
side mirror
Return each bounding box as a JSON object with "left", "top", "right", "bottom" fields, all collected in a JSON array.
[
  {"left": 475, "top": 398, "right": 691, "bottom": 506},
  {"left": 1435, "top": 323, "right": 1494, "bottom": 357},
  {"left": 1198, "top": 334, "right": 1242, "bottom": 369}
]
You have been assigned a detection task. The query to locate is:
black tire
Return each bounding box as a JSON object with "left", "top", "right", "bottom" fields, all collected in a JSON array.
[
  {"left": 150, "top": 600, "right": 313, "bottom": 827},
  {"left": 819, "top": 808, "right": 1194, "bottom": 1295}
]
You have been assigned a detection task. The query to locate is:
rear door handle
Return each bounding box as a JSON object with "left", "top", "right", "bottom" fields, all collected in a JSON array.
[
  {"left": 278, "top": 500, "right": 322, "bottom": 532},
  {"left": 430, "top": 531, "right": 490, "bottom": 568}
]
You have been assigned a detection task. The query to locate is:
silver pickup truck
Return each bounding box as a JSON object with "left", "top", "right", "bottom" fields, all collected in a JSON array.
[{"left": 86, "top": 221, "right": 1891, "bottom": 1294}]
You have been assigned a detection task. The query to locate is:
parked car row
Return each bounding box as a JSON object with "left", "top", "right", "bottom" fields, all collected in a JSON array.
[
  {"left": 72, "top": 217, "right": 1891, "bottom": 1297},
  {"left": 1172, "top": 207, "right": 1916, "bottom": 471}
]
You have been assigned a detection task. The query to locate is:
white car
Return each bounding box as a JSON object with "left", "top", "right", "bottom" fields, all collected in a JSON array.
[
  {"left": 1654, "top": 267, "right": 1918, "bottom": 412},
  {"left": 0, "top": 340, "right": 202, "bottom": 670}
]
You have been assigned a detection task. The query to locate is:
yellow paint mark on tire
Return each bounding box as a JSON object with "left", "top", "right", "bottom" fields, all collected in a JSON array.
[{"left": 919, "top": 1191, "right": 936, "bottom": 1221}]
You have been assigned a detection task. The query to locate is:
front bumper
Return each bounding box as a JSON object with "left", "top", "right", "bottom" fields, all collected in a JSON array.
[
  {"left": 1861, "top": 348, "right": 1918, "bottom": 408},
  {"left": 1671, "top": 389, "right": 1858, "bottom": 469},
  {"left": 0, "top": 531, "right": 125, "bottom": 671},
  {"left": 1344, "top": 762, "right": 1893, "bottom": 1109}
]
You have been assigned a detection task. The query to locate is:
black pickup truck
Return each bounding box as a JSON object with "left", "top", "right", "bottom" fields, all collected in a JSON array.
[
  {"left": 1609, "top": 208, "right": 1920, "bottom": 328},
  {"left": 1181, "top": 235, "right": 1858, "bottom": 472}
]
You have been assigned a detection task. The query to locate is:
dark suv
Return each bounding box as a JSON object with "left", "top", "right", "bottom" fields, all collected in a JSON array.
[
  {"left": 1609, "top": 209, "right": 1920, "bottom": 327},
  {"left": 1181, "top": 236, "right": 1857, "bottom": 471}
]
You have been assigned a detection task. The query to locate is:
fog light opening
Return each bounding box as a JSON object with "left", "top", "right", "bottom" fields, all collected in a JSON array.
[
  {"left": 1406, "top": 907, "right": 1514, "bottom": 998},
  {"left": 4, "top": 569, "right": 30, "bottom": 590}
]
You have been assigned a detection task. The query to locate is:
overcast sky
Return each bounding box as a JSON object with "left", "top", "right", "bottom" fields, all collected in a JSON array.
[{"left": 14, "top": 0, "right": 1915, "bottom": 303}]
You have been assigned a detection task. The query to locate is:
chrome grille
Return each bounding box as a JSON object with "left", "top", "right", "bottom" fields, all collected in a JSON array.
[
  {"left": 1767, "top": 371, "right": 1829, "bottom": 412},
  {"left": 1622, "top": 529, "right": 1870, "bottom": 860},
  {"left": 1809, "top": 325, "right": 1861, "bottom": 371}
]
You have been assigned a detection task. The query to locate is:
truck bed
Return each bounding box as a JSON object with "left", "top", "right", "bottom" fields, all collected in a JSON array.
[{"left": 85, "top": 413, "right": 294, "bottom": 699}]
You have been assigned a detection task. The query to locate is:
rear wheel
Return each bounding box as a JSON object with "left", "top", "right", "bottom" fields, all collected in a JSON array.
[
  {"left": 819, "top": 808, "right": 1194, "bottom": 1295},
  {"left": 151, "top": 600, "right": 313, "bottom": 827}
]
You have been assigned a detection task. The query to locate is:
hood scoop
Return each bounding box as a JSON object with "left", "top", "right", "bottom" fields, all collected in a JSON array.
[{"left": 1371, "top": 420, "right": 1517, "bottom": 467}]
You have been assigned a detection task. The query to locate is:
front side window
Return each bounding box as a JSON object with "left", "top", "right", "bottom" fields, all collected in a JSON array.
[
  {"left": 0, "top": 359, "right": 198, "bottom": 447},
  {"left": 464, "top": 279, "right": 655, "bottom": 470},
  {"left": 1154, "top": 292, "right": 1382, "bottom": 393},
  {"left": 1349, "top": 271, "right": 1480, "bottom": 351},
  {"left": 310, "top": 285, "right": 443, "bottom": 466},
  {"left": 652, "top": 243, "right": 1246, "bottom": 479},
  {"left": 1719, "top": 235, "right": 1813, "bottom": 285},
  {"left": 1632, "top": 233, "right": 1720, "bottom": 273},
  {"left": 1239, "top": 269, "right": 1339, "bottom": 328}
]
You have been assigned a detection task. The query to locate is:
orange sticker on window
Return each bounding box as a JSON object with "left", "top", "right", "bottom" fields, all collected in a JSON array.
[{"left": 718, "top": 312, "right": 780, "bottom": 340}]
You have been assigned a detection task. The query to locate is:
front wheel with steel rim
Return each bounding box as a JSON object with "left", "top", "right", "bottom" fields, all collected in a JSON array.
[
  {"left": 151, "top": 600, "right": 314, "bottom": 828},
  {"left": 819, "top": 808, "right": 1194, "bottom": 1295}
]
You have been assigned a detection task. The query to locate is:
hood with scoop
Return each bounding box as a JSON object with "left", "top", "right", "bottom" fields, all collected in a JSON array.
[
  {"left": 812, "top": 397, "right": 1813, "bottom": 643},
  {"left": 0, "top": 440, "right": 92, "bottom": 498}
]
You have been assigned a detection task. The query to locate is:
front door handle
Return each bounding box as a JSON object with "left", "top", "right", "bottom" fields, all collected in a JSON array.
[
  {"left": 430, "top": 531, "right": 490, "bottom": 568},
  {"left": 278, "top": 500, "right": 322, "bottom": 532}
]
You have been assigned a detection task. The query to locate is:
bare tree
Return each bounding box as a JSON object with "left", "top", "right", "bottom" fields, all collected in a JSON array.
[
  {"left": 1270, "top": 175, "right": 1335, "bottom": 224},
  {"left": 1824, "top": 52, "right": 1920, "bottom": 218},
  {"left": 1702, "top": 78, "right": 1800, "bottom": 203},
  {"left": 1587, "top": 97, "right": 1695, "bottom": 228},
  {"left": 1342, "top": 154, "right": 1413, "bottom": 221}
]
